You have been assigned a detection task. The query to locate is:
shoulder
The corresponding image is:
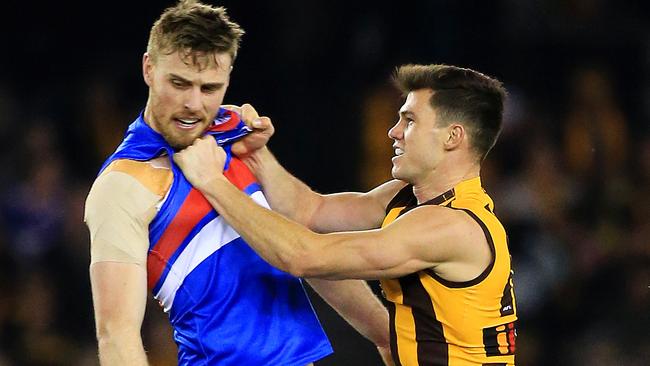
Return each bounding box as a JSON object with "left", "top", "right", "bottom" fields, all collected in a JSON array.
[
  {"left": 366, "top": 179, "right": 409, "bottom": 211},
  {"left": 99, "top": 157, "right": 172, "bottom": 197},
  {"left": 85, "top": 158, "right": 171, "bottom": 224},
  {"left": 392, "top": 204, "right": 479, "bottom": 234},
  {"left": 383, "top": 204, "right": 487, "bottom": 263}
]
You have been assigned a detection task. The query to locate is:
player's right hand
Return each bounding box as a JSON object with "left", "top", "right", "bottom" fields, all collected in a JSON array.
[
  {"left": 223, "top": 103, "right": 274, "bottom": 157},
  {"left": 174, "top": 136, "right": 228, "bottom": 192}
]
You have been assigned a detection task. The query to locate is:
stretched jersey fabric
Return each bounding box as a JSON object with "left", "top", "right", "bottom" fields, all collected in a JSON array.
[
  {"left": 99, "top": 109, "right": 332, "bottom": 366},
  {"left": 380, "top": 178, "right": 517, "bottom": 366}
]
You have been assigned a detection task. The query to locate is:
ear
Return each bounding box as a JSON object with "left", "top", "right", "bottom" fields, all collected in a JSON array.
[
  {"left": 443, "top": 124, "right": 465, "bottom": 150},
  {"left": 142, "top": 53, "right": 153, "bottom": 87}
]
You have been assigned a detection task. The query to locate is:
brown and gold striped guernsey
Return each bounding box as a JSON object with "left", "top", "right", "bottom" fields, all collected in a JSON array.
[{"left": 380, "top": 177, "right": 517, "bottom": 366}]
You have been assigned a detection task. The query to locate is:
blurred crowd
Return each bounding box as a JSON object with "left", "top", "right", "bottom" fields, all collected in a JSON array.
[{"left": 1, "top": 0, "right": 649, "bottom": 365}]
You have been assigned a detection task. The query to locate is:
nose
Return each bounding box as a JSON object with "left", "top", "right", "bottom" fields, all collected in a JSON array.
[
  {"left": 388, "top": 120, "right": 403, "bottom": 141},
  {"left": 184, "top": 87, "right": 202, "bottom": 112}
]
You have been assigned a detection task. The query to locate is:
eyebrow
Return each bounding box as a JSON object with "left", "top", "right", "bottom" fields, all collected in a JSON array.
[
  {"left": 169, "top": 73, "right": 191, "bottom": 83},
  {"left": 169, "top": 73, "right": 224, "bottom": 88},
  {"left": 399, "top": 110, "right": 417, "bottom": 119}
]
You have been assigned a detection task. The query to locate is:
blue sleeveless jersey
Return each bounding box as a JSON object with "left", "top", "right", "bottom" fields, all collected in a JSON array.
[{"left": 101, "top": 109, "right": 332, "bottom": 365}]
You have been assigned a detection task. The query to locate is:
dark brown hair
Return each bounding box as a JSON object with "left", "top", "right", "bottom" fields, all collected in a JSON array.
[
  {"left": 394, "top": 64, "right": 506, "bottom": 160},
  {"left": 147, "top": 0, "right": 245, "bottom": 67}
]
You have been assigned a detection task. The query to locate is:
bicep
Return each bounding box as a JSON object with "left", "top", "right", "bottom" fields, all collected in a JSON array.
[
  {"left": 308, "top": 206, "right": 473, "bottom": 280},
  {"left": 85, "top": 171, "right": 159, "bottom": 332},
  {"left": 85, "top": 171, "right": 159, "bottom": 266},
  {"left": 310, "top": 180, "right": 407, "bottom": 232}
]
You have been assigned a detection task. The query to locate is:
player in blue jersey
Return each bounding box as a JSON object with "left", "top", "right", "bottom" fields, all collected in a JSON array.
[{"left": 84, "top": 1, "right": 392, "bottom": 365}]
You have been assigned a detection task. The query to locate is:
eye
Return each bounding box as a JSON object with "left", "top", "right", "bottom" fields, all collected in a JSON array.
[
  {"left": 171, "top": 79, "right": 187, "bottom": 88},
  {"left": 201, "top": 86, "right": 217, "bottom": 94},
  {"left": 406, "top": 118, "right": 415, "bottom": 126},
  {"left": 201, "top": 83, "right": 224, "bottom": 94}
]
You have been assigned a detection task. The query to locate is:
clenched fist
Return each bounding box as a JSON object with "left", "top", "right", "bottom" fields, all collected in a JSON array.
[{"left": 174, "top": 136, "right": 228, "bottom": 191}]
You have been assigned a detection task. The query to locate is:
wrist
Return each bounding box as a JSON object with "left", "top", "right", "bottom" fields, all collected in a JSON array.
[
  {"left": 195, "top": 173, "right": 229, "bottom": 193},
  {"left": 241, "top": 146, "right": 271, "bottom": 173}
]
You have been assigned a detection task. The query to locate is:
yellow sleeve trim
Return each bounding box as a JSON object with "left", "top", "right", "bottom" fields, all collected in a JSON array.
[{"left": 102, "top": 159, "right": 173, "bottom": 197}]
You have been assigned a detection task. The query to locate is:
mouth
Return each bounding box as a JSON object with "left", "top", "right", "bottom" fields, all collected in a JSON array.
[
  {"left": 174, "top": 117, "right": 202, "bottom": 130},
  {"left": 394, "top": 147, "right": 404, "bottom": 157}
]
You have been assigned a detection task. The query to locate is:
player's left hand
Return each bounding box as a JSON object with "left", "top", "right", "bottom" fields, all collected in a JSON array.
[
  {"left": 223, "top": 103, "right": 274, "bottom": 157},
  {"left": 174, "top": 136, "right": 228, "bottom": 191}
]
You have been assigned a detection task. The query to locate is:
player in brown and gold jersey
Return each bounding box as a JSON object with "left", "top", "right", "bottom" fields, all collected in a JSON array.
[{"left": 171, "top": 64, "right": 517, "bottom": 366}]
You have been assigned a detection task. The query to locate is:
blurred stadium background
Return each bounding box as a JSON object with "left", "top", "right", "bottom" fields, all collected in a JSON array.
[{"left": 1, "top": 0, "right": 649, "bottom": 365}]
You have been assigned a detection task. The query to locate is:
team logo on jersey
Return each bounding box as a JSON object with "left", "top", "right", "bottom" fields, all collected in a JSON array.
[{"left": 483, "top": 321, "right": 517, "bottom": 356}]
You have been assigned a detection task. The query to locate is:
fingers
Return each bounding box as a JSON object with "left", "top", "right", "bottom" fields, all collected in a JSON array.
[
  {"left": 241, "top": 103, "right": 260, "bottom": 123},
  {"left": 257, "top": 116, "right": 274, "bottom": 134},
  {"left": 223, "top": 103, "right": 273, "bottom": 134}
]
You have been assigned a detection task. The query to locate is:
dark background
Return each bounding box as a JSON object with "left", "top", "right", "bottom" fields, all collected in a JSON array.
[{"left": 1, "top": 0, "right": 649, "bottom": 365}]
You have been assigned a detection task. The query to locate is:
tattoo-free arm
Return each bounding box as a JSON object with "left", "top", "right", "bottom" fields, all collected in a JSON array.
[
  {"left": 244, "top": 147, "right": 405, "bottom": 232},
  {"left": 306, "top": 279, "right": 389, "bottom": 346},
  {"left": 90, "top": 262, "right": 149, "bottom": 366},
  {"left": 174, "top": 137, "right": 486, "bottom": 280}
]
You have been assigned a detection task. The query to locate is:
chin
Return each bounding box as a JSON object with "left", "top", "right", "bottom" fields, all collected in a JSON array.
[
  {"left": 391, "top": 168, "right": 413, "bottom": 183},
  {"left": 163, "top": 135, "right": 192, "bottom": 150},
  {"left": 391, "top": 167, "right": 403, "bottom": 180}
]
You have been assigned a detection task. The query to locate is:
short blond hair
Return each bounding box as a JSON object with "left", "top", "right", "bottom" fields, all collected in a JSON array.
[{"left": 147, "top": 0, "right": 244, "bottom": 66}]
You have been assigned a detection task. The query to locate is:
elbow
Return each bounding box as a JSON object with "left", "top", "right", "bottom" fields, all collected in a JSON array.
[
  {"left": 95, "top": 320, "right": 141, "bottom": 346},
  {"left": 283, "top": 246, "right": 328, "bottom": 279}
]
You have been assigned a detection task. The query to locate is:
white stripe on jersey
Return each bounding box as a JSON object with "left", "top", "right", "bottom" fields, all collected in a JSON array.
[{"left": 154, "top": 191, "right": 270, "bottom": 311}]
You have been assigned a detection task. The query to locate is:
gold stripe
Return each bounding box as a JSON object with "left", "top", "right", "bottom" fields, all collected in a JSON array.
[
  {"left": 382, "top": 207, "right": 405, "bottom": 228},
  {"left": 395, "top": 304, "right": 418, "bottom": 365},
  {"left": 103, "top": 159, "right": 173, "bottom": 197}
]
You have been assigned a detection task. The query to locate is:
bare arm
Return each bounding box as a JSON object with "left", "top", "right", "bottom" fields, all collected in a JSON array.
[
  {"left": 244, "top": 147, "right": 405, "bottom": 232},
  {"left": 306, "top": 279, "right": 394, "bottom": 365},
  {"left": 174, "top": 137, "right": 489, "bottom": 280},
  {"left": 191, "top": 175, "right": 476, "bottom": 279},
  {"left": 228, "top": 104, "right": 405, "bottom": 232},
  {"left": 85, "top": 166, "right": 164, "bottom": 366},
  {"left": 306, "top": 278, "right": 388, "bottom": 345},
  {"left": 91, "top": 262, "right": 149, "bottom": 366}
]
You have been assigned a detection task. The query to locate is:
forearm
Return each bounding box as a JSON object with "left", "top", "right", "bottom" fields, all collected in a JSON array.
[
  {"left": 202, "top": 176, "right": 319, "bottom": 276},
  {"left": 97, "top": 328, "right": 148, "bottom": 366},
  {"left": 242, "top": 147, "right": 323, "bottom": 226},
  {"left": 307, "top": 278, "right": 389, "bottom": 347},
  {"left": 90, "top": 262, "right": 149, "bottom": 366}
]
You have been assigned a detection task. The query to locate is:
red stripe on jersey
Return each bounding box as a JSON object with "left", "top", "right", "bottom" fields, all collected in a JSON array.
[
  {"left": 209, "top": 110, "right": 241, "bottom": 132},
  {"left": 224, "top": 157, "right": 256, "bottom": 190},
  {"left": 146, "top": 156, "right": 257, "bottom": 290},
  {"left": 147, "top": 189, "right": 212, "bottom": 289}
]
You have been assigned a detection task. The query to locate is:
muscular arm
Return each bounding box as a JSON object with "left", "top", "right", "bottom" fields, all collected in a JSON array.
[
  {"left": 85, "top": 165, "right": 166, "bottom": 365},
  {"left": 244, "top": 147, "right": 405, "bottom": 232},
  {"left": 91, "top": 262, "right": 149, "bottom": 366},
  {"left": 194, "top": 176, "right": 478, "bottom": 279},
  {"left": 174, "top": 138, "right": 489, "bottom": 280},
  {"left": 306, "top": 278, "right": 388, "bottom": 346}
]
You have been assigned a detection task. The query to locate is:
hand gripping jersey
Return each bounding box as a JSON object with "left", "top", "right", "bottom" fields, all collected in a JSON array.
[
  {"left": 99, "top": 109, "right": 332, "bottom": 365},
  {"left": 380, "top": 178, "right": 517, "bottom": 366}
]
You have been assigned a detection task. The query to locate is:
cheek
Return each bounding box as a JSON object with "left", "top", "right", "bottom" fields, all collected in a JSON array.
[
  {"left": 151, "top": 79, "right": 179, "bottom": 102},
  {"left": 158, "top": 87, "right": 181, "bottom": 104},
  {"left": 204, "top": 92, "right": 226, "bottom": 110}
]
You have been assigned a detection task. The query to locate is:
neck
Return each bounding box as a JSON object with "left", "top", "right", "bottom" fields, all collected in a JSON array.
[
  {"left": 143, "top": 100, "right": 158, "bottom": 132},
  {"left": 412, "top": 161, "right": 480, "bottom": 204}
]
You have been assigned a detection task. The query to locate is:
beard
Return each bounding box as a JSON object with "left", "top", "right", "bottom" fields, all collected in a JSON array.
[
  {"left": 150, "top": 110, "right": 209, "bottom": 150},
  {"left": 158, "top": 126, "right": 201, "bottom": 150}
]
